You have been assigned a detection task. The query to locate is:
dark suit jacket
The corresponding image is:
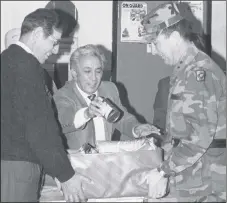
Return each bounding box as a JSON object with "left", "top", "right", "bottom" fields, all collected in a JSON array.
[
  {"left": 53, "top": 80, "right": 140, "bottom": 149},
  {"left": 1, "top": 44, "right": 74, "bottom": 182},
  {"left": 153, "top": 76, "right": 170, "bottom": 131}
]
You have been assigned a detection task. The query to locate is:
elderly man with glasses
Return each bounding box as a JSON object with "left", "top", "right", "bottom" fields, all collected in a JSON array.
[{"left": 1, "top": 8, "right": 90, "bottom": 202}]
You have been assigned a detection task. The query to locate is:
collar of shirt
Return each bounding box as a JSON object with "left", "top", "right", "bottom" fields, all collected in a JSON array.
[
  {"left": 170, "top": 43, "right": 199, "bottom": 86},
  {"left": 174, "top": 43, "right": 199, "bottom": 73},
  {"left": 76, "top": 83, "right": 98, "bottom": 105},
  {"left": 16, "top": 41, "right": 35, "bottom": 56}
]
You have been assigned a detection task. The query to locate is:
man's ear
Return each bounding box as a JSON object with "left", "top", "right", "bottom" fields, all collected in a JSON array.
[
  {"left": 32, "top": 27, "right": 44, "bottom": 41},
  {"left": 71, "top": 69, "right": 77, "bottom": 79},
  {"left": 170, "top": 31, "right": 181, "bottom": 44}
]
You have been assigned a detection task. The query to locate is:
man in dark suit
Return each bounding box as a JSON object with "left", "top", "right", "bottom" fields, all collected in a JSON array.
[
  {"left": 1, "top": 8, "right": 89, "bottom": 202},
  {"left": 4, "top": 27, "right": 58, "bottom": 98},
  {"left": 53, "top": 44, "right": 161, "bottom": 150}
]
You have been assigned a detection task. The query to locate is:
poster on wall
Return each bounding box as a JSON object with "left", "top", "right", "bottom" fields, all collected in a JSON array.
[{"left": 121, "top": 2, "right": 147, "bottom": 43}]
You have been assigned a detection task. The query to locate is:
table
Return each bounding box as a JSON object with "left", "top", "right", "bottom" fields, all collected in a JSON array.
[{"left": 39, "top": 185, "right": 146, "bottom": 202}]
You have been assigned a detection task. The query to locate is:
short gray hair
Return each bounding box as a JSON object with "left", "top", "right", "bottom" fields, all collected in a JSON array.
[
  {"left": 21, "top": 8, "right": 62, "bottom": 38},
  {"left": 70, "top": 44, "right": 105, "bottom": 70}
]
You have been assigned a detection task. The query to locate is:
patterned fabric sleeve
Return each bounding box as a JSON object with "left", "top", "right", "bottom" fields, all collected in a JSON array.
[{"left": 160, "top": 67, "right": 221, "bottom": 176}]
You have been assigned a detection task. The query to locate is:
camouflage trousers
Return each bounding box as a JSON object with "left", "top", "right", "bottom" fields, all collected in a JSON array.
[{"left": 155, "top": 148, "right": 226, "bottom": 202}]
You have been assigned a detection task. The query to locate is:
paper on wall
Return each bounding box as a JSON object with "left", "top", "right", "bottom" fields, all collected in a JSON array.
[{"left": 121, "top": 2, "right": 147, "bottom": 43}]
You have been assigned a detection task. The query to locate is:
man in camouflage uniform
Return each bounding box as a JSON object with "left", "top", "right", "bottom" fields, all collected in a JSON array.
[{"left": 141, "top": 1, "right": 226, "bottom": 202}]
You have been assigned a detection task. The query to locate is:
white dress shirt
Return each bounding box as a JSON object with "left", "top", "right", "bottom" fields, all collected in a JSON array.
[
  {"left": 73, "top": 84, "right": 106, "bottom": 141},
  {"left": 16, "top": 41, "right": 34, "bottom": 55}
]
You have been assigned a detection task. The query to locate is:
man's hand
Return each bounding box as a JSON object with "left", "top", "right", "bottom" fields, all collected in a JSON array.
[
  {"left": 84, "top": 97, "right": 104, "bottom": 119},
  {"left": 85, "top": 97, "right": 115, "bottom": 119},
  {"left": 133, "top": 123, "right": 161, "bottom": 138},
  {"left": 57, "top": 172, "right": 92, "bottom": 202},
  {"left": 147, "top": 168, "right": 168, "bottom": 199}
]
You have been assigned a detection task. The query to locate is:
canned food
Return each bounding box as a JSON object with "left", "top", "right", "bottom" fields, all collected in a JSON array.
[{"left": 101, "top": 98, "right": 122, "bottom": 123}]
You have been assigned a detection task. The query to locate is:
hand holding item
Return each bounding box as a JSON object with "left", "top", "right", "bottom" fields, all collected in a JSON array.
[
  {"left": 147, "top": 168, "right": 168, "bottom": 199},
  {"left": 56, "top": 172, "right": 92, "bottom": 202},
  {"left": 84, "top": 97, "right": 104, "bottom": 119},
  {"left": 133, "top": 124, "right": 161, "bottom": 138},
  {"left": 86, "top": 96, "right": 121, "bottom": 123}
]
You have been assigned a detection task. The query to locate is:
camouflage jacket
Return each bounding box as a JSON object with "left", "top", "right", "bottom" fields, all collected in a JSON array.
[{"left": 159, "top": 43, "right": 226, "bottom": 186}]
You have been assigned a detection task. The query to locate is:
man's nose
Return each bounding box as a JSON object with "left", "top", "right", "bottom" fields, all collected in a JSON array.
[{"left": 91, "top": 72, "right": 97, "bottom": 81}]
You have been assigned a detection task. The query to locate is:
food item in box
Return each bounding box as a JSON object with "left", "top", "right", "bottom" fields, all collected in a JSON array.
[
  {"left": 78, "top": 143, "right": 99, "bottom": 154},
  {"left": 54, "top": 135, "right": 164, "bottom": 200},
  {"left": 67, "top": 147, "right": 163, "bottom": 199},
  {"left": 96, "top": 135, "right": 157, "bottom": 153}
]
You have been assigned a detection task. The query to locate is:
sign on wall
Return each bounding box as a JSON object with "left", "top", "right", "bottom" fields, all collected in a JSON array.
[{"left": 120, "top": 2, "right": 147, "bottom": 43}]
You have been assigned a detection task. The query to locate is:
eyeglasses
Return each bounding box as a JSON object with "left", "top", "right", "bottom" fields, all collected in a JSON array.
[{"left": 49, "top": 35, "right": 60, "bottom": 47}]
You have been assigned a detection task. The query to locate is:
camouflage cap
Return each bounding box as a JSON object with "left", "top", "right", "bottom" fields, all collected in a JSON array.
[{"left": 141, "top": 1, "right": 184, "bottom": 42}]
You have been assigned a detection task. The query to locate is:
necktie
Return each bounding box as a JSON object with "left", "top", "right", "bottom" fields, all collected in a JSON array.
[{"left": 88, "top": 94, "right": 96, "bottom": 101}]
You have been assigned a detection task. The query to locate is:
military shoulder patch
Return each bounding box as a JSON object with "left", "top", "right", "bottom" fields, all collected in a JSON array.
[{"left": 196, "top": 70, "right": 206, "bottom": 82}]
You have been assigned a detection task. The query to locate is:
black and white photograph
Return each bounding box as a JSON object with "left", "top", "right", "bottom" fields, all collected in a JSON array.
[{"left": 1, "top": 1, "right": 226, "bottom": 202}]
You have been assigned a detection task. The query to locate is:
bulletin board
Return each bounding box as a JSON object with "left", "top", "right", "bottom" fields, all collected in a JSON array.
[{"left": 45, "top": 0, "right": 79, "bottom": 86}]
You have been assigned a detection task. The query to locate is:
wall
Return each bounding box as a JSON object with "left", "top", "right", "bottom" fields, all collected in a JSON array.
[
  {"left": 1, "top": 1, "right": 49, "bottom": 52},
  {"left": 72, "top": 1, "right": 113, "bottom": 81},
  {"left": 1, "top": 1, "right": 113, "bottom": 52},
  {"left": 211, "top": 1, "right": 226, "bottom": 72},
  {"left": 72, "top": 1, "right": 112, "bottom": 50}
]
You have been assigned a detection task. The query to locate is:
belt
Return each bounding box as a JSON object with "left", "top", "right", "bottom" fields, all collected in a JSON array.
[
  {"left": 172, "top": 138, "right": 226, "bottom": 148},
  {"left": 210, "top": 139, "right": 226, "bottom": 148}
]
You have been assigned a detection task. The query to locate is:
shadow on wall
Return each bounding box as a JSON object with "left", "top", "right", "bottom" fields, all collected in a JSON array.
[
  {"left": 178, "top": 2, "right": 203, "bottom": 34},
  {"left": 96, "top": 45, "right": 147, "bottom": 123},
  {"left": 45, "top": 0, "right": 79, "bottom": 37},
  {"left": 178, "top": 2, "right": 207, "bottom": 52},
  {"left": 211, "top": 51, "right": 226, "bottom": 74},
  {"left": 95, "top": 45, "right": 148, "bottom": 141},
  {"left": 96, "top": 44, "right": 113, "bottom": 81},
  {"left": 115, "top": 82, "right": 147, "bottom": 124},
  {"left": 45, "top": 0, "right": 79, "bottom": 89},
  {"left": 112, "top": 82, "right": 147, "bottom": 141},
  {"left": 179, "top": 1, "right": 226, "bottom": 72},
  {"left": 153, "top": 76, "right": 170, "bottom": 131}
]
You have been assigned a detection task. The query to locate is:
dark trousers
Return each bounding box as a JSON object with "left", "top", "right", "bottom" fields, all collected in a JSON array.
[{"left": 1, "top": 160, "right": 42, "bottom": 202}]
